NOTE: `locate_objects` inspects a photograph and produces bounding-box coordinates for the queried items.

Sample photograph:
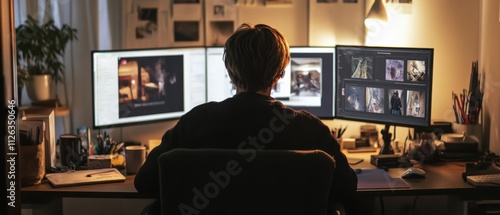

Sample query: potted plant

[16,15,78,103]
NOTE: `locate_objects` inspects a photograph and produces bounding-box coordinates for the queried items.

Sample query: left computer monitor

[91,47,206,128]
[206,46,335,119]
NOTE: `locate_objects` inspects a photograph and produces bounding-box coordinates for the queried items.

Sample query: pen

[452,104,459,123]
[85,169,116,177]
[454,93,468,124]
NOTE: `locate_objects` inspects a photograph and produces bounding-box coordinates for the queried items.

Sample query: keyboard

[466,173,500,186]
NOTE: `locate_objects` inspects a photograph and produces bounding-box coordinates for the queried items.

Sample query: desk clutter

[17,126,155,188]
[463,161,500,187]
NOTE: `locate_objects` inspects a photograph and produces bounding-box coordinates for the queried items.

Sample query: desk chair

[157,148,338,215]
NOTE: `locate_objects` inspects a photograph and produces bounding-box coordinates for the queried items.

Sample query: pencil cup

[452,123,483,151]
[125,145,146,174]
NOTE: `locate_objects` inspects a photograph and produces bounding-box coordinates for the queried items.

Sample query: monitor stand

[379,124,394,155]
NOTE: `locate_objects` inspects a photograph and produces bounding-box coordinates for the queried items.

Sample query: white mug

[125,145,146,174]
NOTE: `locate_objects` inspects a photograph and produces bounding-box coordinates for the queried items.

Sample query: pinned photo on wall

[207,21,234,46]
[205,0,237,46]
[174,21,200,42]
[135,6,158,39]
[235,0,258,6]
[171,0,204,46]
[343,0,357,3]
[125,0,162,48]
[265,0,293,6]
[173,0,200,3]
[317,0,338,3]
[386,0,411,3]
[385,0,413,14]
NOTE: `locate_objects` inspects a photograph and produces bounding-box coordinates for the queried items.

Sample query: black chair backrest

[158,148,335,215]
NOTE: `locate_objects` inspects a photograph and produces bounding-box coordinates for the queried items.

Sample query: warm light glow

[365,0,388,32]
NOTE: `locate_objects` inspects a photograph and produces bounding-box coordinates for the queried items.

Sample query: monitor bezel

[334,45,434,128]
[91,47,206,129]
[285,46,336,119]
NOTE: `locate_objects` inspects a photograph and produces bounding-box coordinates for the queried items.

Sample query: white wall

[118,0,484,148]
[14,0,491,160]
[480,0,500,155]
[325,0,482,144]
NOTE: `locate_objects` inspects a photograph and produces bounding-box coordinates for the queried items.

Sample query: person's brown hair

[223,23,290,93]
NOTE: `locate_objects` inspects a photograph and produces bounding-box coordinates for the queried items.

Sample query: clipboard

[45,168,126,187]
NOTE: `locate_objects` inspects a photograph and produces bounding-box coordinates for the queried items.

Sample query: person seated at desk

[134,23,358,215]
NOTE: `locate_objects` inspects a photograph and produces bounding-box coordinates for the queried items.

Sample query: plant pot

[26,74,56,102]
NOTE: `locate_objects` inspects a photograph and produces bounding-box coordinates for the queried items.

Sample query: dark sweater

[134,92,358,214]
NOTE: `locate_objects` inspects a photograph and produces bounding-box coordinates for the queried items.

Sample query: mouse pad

[357,169,409,190]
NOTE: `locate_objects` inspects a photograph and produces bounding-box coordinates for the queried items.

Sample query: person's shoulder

[274,104,325,126]
[282,106,321,121]
[180,101,221,120]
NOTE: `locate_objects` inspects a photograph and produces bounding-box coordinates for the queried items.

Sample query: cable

[411,196,420,215]
[379,196,385,215]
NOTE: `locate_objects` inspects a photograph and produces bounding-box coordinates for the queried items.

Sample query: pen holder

[20,143,45,186]
[452,123,483,152]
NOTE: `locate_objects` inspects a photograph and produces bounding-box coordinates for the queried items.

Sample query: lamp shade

[365,0,388,27]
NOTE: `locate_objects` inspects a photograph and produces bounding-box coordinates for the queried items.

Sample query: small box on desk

[88,155,112,169]
[371,154,413,168]
[442,141,479,152]
[370,154,401,167]
[440,135,479,153]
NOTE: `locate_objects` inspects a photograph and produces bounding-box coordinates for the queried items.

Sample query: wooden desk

[21,153,500,214]
[21,175,151,204]
[21,159,500,201]
[347,151,500,200]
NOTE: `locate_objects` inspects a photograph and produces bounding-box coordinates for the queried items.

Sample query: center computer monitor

[92,47,206,128]
[335,45,434,128]
[206,46,335,119]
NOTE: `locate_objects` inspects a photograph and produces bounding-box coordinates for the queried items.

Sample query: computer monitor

[92,47,206,128]
[206,46,335,119]
[335,45,434,128]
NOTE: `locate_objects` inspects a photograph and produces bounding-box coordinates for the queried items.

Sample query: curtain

[14,0,122,136]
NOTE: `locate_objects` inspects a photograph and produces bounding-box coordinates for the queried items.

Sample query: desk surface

[347,152,500,200]
[21,152,500,204]
[21,175,149,203]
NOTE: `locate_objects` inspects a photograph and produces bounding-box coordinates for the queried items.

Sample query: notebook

[45,168,126,187]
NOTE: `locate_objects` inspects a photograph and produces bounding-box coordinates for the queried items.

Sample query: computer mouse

[401,167,426,179]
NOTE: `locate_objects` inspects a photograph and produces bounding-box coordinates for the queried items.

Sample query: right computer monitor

[335,45,434,128]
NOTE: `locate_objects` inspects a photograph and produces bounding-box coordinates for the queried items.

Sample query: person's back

[134,23,358,214]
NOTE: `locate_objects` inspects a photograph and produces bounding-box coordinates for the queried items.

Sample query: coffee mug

[125,145,147,174]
